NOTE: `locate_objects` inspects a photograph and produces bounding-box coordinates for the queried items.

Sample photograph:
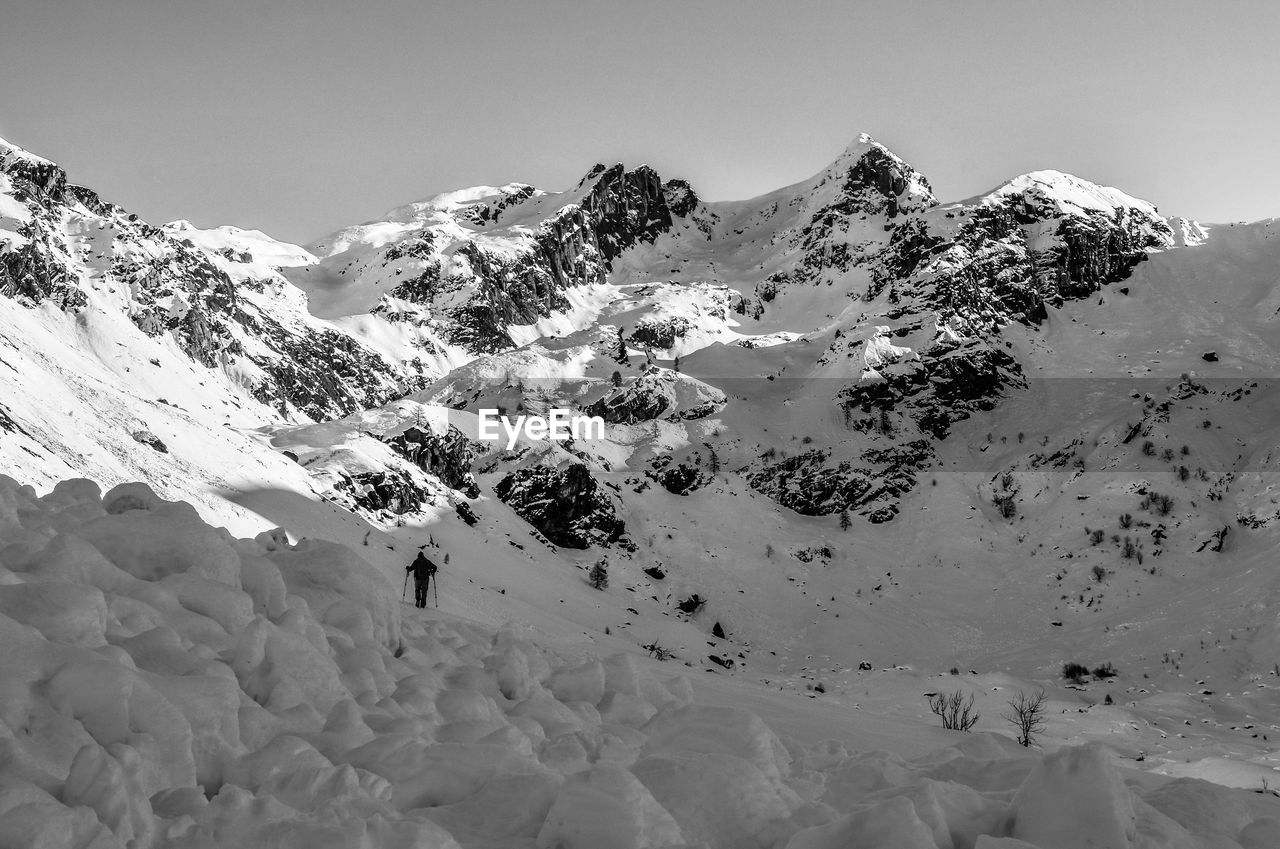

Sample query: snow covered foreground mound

[1,477,1277,849]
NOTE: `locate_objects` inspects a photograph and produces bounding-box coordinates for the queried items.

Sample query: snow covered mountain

[6,130,1280,847]
[276,133,1177,525]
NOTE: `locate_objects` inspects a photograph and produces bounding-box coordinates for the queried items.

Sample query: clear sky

[3,1,1277,245]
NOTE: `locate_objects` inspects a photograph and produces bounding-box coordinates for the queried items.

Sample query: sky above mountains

[3,0,1277,244]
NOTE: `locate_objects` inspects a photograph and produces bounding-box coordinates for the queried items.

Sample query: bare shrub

[928,689,979,731]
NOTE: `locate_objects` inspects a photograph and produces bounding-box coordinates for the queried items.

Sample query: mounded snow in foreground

[0,476,1277,848]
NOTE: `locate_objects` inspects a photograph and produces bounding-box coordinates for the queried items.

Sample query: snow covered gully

[0,475,1276,848]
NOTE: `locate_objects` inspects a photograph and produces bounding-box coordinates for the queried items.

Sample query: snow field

[2,475,1279,847]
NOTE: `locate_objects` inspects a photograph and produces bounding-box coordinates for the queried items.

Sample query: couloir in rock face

[493,463,627,549]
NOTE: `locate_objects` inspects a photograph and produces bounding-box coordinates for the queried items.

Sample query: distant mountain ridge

[0,130,1201,530]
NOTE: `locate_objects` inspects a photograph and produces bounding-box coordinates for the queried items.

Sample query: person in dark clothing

[406,551,437,608]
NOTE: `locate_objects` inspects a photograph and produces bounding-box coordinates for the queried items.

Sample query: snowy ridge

[162,221,318,269]
[979,169,1162,220]
[3,474,1278,848]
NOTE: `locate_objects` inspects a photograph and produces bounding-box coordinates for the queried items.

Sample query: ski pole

[402,571,409,601]
[433,574,439,608]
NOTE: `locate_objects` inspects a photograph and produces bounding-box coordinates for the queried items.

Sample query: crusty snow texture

[0,475,1272,848]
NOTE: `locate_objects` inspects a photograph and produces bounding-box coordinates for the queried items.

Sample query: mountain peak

[982,169,1160,219]
[838,131,880,159]
[810,131,936,214]
[0,134,54,168]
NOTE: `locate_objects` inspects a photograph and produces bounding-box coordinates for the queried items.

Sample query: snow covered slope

[8,129,1280,842]
[4,474,1280,849]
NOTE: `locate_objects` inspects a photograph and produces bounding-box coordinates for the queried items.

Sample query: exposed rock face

[746,444,927,518]
[627,317,693,352]
[899,173,1170,329]
[763,138,938,298]
[493,463,626,549]
[581,164,674,262]
[754,163,1175,521]
[582,367,725,425]
[130,430,168,453]
[0,139,409,422]
[385,243,570,354]
[252,323,407,420]
[382,425,480,498]
[585,380,673,424]
[378,164,682,354]
[841,343,1021,439]
[662,179,699,218]
[647,455,710,496]
[455,184,537,226]
[334,469,426,516]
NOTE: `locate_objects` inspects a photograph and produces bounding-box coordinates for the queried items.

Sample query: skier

[405,550,437,608]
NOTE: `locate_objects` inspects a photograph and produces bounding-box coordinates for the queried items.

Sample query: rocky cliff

[0,139,410,422]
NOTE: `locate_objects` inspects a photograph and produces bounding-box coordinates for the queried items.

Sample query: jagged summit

[163,221,318,268]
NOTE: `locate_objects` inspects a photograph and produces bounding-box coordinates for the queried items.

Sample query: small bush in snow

[1004,689,1047,747]
[642,641,674,661]
[1062,662,1089,683]
[994,495,1017,519]
[928,689,979,731]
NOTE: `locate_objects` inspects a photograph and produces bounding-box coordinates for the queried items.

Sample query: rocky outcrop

[647,455,710,496]
[0,233,86,310]
[662,179,699,218]
[382,425,480,498]
[585,381,672,424]
[130,430,168,453]
[747,439,930,518]
[493,463,626,549]
[456,184,537,226]
[334,469,426,516]
[903,177,1174,334]
[582,367,725,425]
[627,317,694,352]
[580,164,674,262]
